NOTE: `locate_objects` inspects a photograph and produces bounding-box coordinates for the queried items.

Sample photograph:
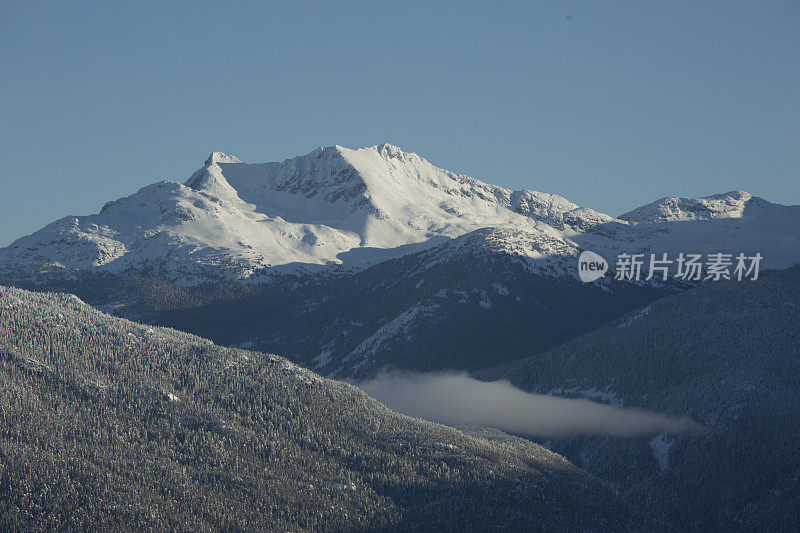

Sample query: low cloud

[357,371,700,437]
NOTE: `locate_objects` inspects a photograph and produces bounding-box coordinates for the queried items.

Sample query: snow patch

[618,305,652,328]
[312,350,331,368]
[342,304,439,371]
[492,283,510,296]
[649,434,674,471]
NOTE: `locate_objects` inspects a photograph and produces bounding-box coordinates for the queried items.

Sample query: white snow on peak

[2,145,799,284]
[511,190,616,231]
[374,142,407,158]
[204,151,242,166]
[180,143,567,251]
[619,190,754,223]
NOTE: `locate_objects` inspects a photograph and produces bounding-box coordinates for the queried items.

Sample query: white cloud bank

[357,371,700,437]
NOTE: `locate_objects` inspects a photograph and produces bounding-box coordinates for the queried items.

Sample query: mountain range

[2,144,799,283]
[1,143,799,530]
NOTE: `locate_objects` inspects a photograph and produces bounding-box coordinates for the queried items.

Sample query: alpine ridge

[2,144,799,284]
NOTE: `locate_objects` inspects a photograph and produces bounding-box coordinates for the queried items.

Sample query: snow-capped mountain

[1,144,798,283]
[619,190,757,223]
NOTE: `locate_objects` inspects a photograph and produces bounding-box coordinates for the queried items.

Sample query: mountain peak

[349,143,425,164]
[187,152,242,192]
[305,145,347,161]
[697,189,752,204]
[373,143,406,157]
[619,190,756,223]
[4,141,798,285]
[204,151,242,167]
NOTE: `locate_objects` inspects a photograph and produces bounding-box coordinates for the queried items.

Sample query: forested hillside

[3,241,666,379]
[0,286,649,531]
[479,267,800,531]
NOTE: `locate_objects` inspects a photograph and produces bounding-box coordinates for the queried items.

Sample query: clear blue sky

[1,1,798,246]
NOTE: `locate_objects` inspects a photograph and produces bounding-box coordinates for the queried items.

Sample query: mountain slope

[3,228,670,380]
[2,144,798,284]
[477,267,800,531]
[0,285,650,531]
[147,232,666,379]
[620,190,759,223]
[0,145,564,282]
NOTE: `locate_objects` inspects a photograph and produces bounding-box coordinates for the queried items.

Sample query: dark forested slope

[0,286,648,531]
[479,267,800,531]
[3,237,667,380]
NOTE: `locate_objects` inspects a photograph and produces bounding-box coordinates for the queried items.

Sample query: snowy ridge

[2,144,800,284]
[339,304,440,374]
[511,190,615,231]
[619,190,755,223]
[408,227,582,279]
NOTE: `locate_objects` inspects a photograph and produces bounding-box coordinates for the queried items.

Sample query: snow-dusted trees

[0,286,637,531]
